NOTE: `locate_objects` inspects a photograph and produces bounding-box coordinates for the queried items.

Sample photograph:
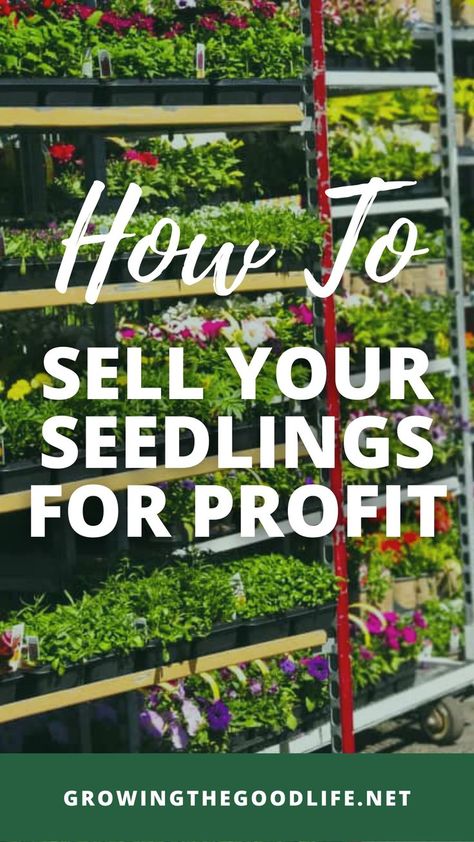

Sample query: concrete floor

[356,695,474,753]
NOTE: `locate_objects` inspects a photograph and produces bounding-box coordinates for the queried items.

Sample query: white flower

[175,0,196,8]
[241,317,275,349]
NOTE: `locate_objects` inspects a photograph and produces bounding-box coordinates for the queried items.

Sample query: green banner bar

[0,753,470,841]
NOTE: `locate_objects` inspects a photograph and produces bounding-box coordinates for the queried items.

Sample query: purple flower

[268,682,279,695]
[412,405,432,417]
[431,426,447,444]
[139,709,165,738]
[182,479,196,491]
[206,700,232,732]
[304,476,314,485]
[303,655,329,681]
[279,657,297,675]
[359,647,374,661]
[249,679,262,696]
[181,699,202,736]
[169,720,189,750]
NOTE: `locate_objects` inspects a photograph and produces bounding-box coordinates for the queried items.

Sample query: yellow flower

[117,374,128,386]
[30,373,53,390]
[7,379,32,401]
[141,356,153,366]
[0,380,4,394]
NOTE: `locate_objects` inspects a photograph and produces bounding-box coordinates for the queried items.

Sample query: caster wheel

[419,696,465,745]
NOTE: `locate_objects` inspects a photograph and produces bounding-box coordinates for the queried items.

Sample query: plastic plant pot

[241,614,291,646]
[134,641,164,671]
[0,461,51,494]
[84,652,120,684]
[0,80,39,106]
[166,639,193,665]
[288,602,337,636]
[0,257,120,292]
[213,80,259,104]
[114,653,136,676]
[0,671,24,704]
[41,79,97,106]
[191,621,242,658]
[257,79,302,104]
[21,662,85,699]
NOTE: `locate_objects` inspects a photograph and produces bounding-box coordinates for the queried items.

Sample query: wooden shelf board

[0,272,306,312]
[0,629,327,723]
[0,104,303,131]
[0,442,304,514]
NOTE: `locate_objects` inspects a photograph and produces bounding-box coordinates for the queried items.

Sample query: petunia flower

[289,302,313,325]
[181,699,202,736]
[139,709,165,738]
[206,700,232,732]
[302,655,329,681]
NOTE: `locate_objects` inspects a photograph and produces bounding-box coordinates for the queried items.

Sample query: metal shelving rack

[256,0,474,755]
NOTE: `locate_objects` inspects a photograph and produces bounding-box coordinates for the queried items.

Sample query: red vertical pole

[309,0,355,753]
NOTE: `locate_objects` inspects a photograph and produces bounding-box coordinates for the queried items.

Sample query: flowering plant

[351,610,424,690]
[141,647,329,752]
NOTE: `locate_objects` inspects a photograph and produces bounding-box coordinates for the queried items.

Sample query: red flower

[252,0,278,17]
[402,531,419,545]
[376,507,386,522]
[198,14,219,30]
[49,143,76,163]
[226,13,249,28]
[380,538,402,554]
[434,501,452,533]
[163,21,184,38]
[123,149,159,168]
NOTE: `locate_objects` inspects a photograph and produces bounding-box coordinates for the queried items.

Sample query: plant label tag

[134,617,148,633]
[9,623,24,672]
[27,635,40,663]
[196,43,205,78]
[82,49,94,79]
[230,573,246,618]
[99,50,113,79]
[0,435,5,466]
[420,637,433,662]
[449,626,461,655]
[358,562,368,591]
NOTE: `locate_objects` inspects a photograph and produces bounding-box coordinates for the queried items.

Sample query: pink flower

[289,302,313,325]
[359,647,374,661]
[123,149,159,168]
[413,610,428,629]
[366,614,383,635]
[402,626,417,645]
[384,611,400,625]
[119,328,136,339]
[201,319,229,340]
